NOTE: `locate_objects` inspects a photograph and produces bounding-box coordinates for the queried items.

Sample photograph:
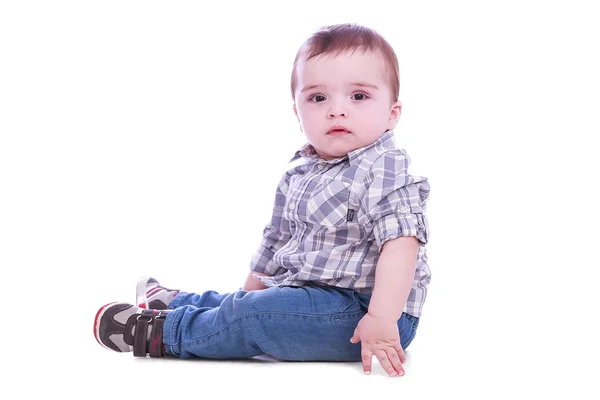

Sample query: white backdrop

[1,1,598,398]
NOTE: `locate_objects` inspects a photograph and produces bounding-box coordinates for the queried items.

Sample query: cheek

[357,110,390,134]
[298,109,318,127]
[367,106,391,124]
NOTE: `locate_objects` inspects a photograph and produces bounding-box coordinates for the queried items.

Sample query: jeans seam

[180,309,365,346]
[406,314,419,329]
[402,325,417,348]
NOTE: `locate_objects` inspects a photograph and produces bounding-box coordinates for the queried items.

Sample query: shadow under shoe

[94,302,172,357]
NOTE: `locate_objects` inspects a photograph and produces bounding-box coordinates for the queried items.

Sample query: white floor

[6,271,597,399]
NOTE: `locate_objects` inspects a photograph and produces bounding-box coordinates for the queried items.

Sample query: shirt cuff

[373,209,429,252]
[250,245,284,276]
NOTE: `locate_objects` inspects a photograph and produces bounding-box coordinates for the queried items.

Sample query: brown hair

[290,23,400,102]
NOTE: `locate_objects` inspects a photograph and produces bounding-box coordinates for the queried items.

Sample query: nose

[327,99,347,118]
[328,109,346,118]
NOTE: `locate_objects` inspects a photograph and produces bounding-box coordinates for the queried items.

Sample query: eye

[309,94,326,103]
[351,93,369,101]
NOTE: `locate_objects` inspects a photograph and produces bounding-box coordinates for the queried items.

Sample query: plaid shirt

[250,130,431,317]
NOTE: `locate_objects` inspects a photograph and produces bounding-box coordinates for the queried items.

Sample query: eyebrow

[300,82,380,93]
[300,84,323,93]
[349,82,379,90]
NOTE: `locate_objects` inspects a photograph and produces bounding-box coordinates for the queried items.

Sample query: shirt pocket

[306,179,354,227]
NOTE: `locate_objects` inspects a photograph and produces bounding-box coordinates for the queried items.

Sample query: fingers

[363,349,405,377]
[360,341,407,377]
[361,349,373,375]
[384,348,405,376]
[394,342,406,364]
[372,349,403,377]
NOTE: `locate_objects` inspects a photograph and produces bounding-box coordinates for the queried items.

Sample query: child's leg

[136,277,230,310]
[168,290,230,309]
[163,285,418,362]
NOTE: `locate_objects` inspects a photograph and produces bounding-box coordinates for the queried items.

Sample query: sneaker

[136,276,180,310]
[93,302,171,357]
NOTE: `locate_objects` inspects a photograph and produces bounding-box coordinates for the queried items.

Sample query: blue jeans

[162,285,419,361]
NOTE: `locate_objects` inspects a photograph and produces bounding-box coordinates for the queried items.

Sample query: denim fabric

[163,285,419,361]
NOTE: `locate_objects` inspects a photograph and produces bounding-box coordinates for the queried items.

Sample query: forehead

[296,51,388,86]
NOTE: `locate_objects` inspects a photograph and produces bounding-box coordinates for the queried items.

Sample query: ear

[386,100,402,130]
[293,103,303,132]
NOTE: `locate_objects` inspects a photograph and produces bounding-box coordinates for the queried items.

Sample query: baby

[94,23,430,378]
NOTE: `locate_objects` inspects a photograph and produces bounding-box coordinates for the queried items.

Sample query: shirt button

[399,205,410,214]
[288,202,296,210]
[317,164,324,170]
[290,240,298,247]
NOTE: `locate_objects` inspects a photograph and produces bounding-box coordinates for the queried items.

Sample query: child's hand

[350,313,405,377]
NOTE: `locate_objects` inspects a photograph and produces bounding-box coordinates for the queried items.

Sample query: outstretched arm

[350,236,418,376]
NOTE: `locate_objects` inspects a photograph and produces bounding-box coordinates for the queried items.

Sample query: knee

[230,288,270,316]
[230,287,293,320]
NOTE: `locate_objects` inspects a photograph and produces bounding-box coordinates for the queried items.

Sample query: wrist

[366,310,399,323]
[368,296,403,322]
[243,271,269,291]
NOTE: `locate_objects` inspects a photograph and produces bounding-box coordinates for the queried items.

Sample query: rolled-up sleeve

[359,151,430,252]
[250,172,292,275]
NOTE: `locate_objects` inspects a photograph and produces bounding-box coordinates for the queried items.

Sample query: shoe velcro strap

[123,309,169,358]
[133,310,154,357]
[148,312,168,358]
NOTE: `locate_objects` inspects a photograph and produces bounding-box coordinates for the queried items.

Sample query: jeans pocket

[405,313,420,329]
[337,300,355,313]
[335,289,364,313]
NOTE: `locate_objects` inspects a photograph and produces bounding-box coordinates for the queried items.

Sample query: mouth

[327,126,351,136]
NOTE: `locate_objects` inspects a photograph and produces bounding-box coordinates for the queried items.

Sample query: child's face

[293,51,401,160]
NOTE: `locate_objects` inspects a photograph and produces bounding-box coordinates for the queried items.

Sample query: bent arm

[242,270,270,291]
